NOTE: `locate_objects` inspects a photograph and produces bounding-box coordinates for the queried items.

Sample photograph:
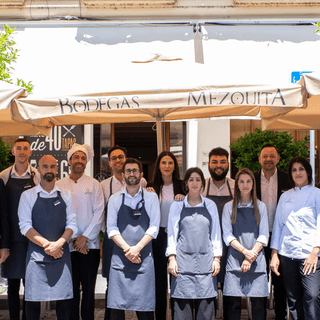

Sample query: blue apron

[1,169,35,279]
[25,192,73,301]
[171,202,218,299]
[102,177,115,279]
[206,179,233,283]
[223,207,268,297]
[107,191,155,311]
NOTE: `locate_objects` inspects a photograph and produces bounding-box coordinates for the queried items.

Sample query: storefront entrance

[94,122,186,183]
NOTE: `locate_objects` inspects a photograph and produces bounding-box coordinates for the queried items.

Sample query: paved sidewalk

[0,309,276,319]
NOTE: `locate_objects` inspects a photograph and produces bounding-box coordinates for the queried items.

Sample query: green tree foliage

[230,129,309,172]
[0,24,33,93]
[0,138,11,171]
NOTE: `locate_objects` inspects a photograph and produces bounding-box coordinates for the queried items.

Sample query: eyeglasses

[125,169,140,174]
[110,155,125,161]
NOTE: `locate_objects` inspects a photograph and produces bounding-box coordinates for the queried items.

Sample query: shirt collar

[183,194,205,207]
[113,175,125,185]
[210,177,229,190]
[237,200,253,208]
[294,184,311,191]
[11,164,32,177]
[35,183,58,195]
[261,168,278,179]
[122,186,142,198]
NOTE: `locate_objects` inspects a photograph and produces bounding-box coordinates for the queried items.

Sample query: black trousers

[172,298,215,320]
[109,309,154,320]
[26,299,72,320]
[153,227,172,320]
[70,249,100,320]
[264,233,287,320]
[280,255,320,320]
[7,278,26,320]
[227,296,267,320]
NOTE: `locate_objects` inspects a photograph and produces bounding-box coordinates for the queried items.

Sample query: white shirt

[166,195,223,257]
[56,174,104,251]
[271,185,320,259]
[0,164,40,185]
[159,184,174,228]
[222,200,269,247]
[260,169,278,232]
[18,184,77,237]
[203,177,235,197]
[107,186,160,239]
[101,175,147,204]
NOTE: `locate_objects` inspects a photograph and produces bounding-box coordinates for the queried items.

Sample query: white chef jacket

[166,195,223,257]
[18,184,77,237]
[107,187,160,239]
[56,174,104,251]
[271,185,320,259]
[222,200,269,247]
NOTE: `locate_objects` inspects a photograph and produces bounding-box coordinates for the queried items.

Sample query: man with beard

[0,138,40,320]
[106,158,160,320]
[57,144,104,320]
[254,144,291,320]
[100,146,147,320]
[18,155,77,320]
[203,147,234,320]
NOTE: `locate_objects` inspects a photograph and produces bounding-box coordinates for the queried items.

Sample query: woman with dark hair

[270,157,320,320]
[147,151,185,320]
[222,168,269,320]
[166,167,222,320]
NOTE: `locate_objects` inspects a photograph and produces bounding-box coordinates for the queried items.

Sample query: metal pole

[310,130,315,186]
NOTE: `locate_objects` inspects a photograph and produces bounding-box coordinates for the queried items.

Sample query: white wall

[187,118,231,179]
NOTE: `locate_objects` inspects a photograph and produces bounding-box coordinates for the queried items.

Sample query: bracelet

[214,258,220,263]
[241,247,246,254]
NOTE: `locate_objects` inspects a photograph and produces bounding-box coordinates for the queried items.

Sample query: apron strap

[206,179,211,197]
[227,179,233,199]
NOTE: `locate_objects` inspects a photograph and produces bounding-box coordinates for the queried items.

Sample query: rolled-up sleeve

[257,201,269,246]
[166,201,181,257]
[270,194,285,251]
[206,199,223,257]
[222,201,236,246]
[145,192,160,239]
[107,193,121,238]
[18,190,36,236]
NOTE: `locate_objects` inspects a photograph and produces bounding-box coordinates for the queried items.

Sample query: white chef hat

[67,143,94,162]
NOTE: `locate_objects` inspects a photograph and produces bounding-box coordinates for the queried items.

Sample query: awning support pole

[156,117,163,155]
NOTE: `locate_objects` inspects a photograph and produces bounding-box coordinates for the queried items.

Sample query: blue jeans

[279,254,320,320]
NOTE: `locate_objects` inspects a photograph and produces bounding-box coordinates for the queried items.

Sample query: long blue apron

[223,207,268,297]
[107,191,155,311]
[1,169,35,279]
[102,177,115,278]
[206,179,233,283]
[25,192,73,301]
[171,202,218,299]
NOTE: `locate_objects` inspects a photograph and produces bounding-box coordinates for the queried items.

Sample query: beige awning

[0,81,51,136]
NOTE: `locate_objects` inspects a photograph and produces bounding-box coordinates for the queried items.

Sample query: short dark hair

[288,156,312,186]
[14,138,30,146]
[259,144,279,155]
[124,158,142,173]
[183,167,205,194]
[107,145,127,159]
[208,147,229,161]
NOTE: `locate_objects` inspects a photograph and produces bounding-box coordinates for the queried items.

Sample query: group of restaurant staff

[0,139,319,320]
